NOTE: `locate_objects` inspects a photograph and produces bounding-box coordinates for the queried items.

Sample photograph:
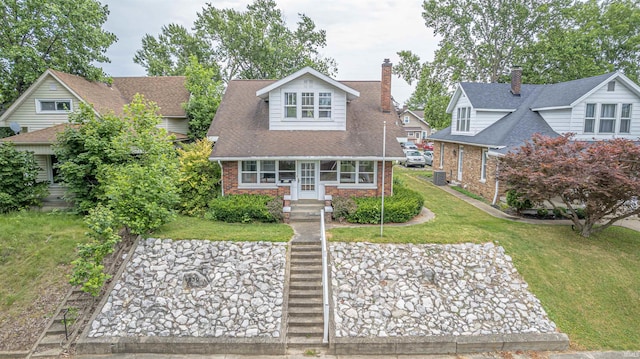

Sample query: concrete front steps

[287,236,327,351]
[289,200,325,222]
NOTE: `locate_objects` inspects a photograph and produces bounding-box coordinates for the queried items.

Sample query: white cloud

[100,0,438,103]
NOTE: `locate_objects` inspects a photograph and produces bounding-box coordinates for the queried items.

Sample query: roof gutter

[431,138,505,150]
[209,156,406,161]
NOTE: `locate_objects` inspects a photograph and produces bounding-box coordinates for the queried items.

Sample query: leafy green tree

[54,104,130,213]
[177,139,221,217]
[421,0,569,85]
[134,0,337,81]
[518,0,640,84]
[183,57,224,139]
[133,24,216,77]
[0,0,116,111]
[0,142,49,212]
[394,51,451,130]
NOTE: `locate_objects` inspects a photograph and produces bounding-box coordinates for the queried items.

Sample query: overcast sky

[101,0,439,104]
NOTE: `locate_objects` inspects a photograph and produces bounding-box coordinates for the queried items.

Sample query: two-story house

[0,69,189,204]
[399,108,431,146]
[207,60,405,208]
[430,67,640,202]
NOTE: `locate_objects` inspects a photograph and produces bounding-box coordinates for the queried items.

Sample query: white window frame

[239,160,277,186]
[620,104,632,133]
[456,106,471,132]
[36,99,72,113]
[284,92,297,118]
[480,149,488,182]
[283,91,333,120]
[403,116,410,124]
[583,103,632,135]
[338,160,376,185]
[318,92,332,118]
[599,103,617,133]
[584,103,596,133]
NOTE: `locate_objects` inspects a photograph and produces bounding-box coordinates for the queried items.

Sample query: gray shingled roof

[208,80,406,159]
[432,72,619,153]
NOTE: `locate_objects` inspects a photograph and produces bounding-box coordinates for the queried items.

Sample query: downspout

[492,162,500,206]
[218,160,224,197]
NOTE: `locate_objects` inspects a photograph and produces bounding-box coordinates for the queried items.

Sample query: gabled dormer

[256,67,360,131]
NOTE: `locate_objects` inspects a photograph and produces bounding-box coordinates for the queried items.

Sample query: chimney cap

[383,58,392,66]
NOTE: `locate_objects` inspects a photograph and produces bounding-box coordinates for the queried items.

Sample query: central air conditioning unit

[433,171,447,186]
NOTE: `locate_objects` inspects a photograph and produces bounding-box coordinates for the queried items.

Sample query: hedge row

[206,194,282,223]
[333,184,424,224]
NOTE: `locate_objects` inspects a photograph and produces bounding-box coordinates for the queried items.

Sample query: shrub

[0,142,49,212]
[177,139,221,216]
[553,206,568,218]
[575,207,586,220]
[537,208,549,218]
[331,196,357,222]
[335,185,424,224]
[506,190,533,215]
[207,194,280,223]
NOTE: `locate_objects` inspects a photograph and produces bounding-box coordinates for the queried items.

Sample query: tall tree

[518,0,640,84]
[421,0,568,85]
[498,134,640,238]
[394,51,451,130]
[183,57,224,140]
[0,0,116,111]
[134,0,337,82]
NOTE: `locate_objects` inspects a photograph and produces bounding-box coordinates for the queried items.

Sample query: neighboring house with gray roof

[431,68,640,201]
[207,60,405,216]
[0,69,189,205]
[399,108,431,147]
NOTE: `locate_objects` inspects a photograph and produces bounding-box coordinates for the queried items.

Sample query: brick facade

[433,141,502,201]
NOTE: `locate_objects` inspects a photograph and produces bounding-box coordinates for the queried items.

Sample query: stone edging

[330,332,569,355]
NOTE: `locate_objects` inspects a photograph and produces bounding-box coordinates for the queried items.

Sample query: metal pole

[381,121,386,237]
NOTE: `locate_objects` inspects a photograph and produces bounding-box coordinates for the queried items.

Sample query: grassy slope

[329,170,640,350]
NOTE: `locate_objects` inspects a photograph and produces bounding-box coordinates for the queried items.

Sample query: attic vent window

[304,79,314,89]
[36,99,72,113]
[607,81,615,91]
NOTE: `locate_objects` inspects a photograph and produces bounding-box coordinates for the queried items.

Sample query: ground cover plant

[329,168,640,350]
[0,212,87,351]
[153,215,292,242]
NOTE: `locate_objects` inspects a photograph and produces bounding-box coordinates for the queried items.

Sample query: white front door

[298,161,317,199]
[457,145,464,181]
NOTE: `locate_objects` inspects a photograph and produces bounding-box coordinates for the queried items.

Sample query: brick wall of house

[433,141,501,201]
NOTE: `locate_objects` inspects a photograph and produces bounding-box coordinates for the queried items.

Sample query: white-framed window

[319,92,331,118]
[456,106,471,132]
[620,104,632,133]
[278,160,296,182]
[584,103,596,133]
[240,160,276,184]
[284,92,297,118]
[36,99,72,113]
[338,160,375,184]
[599,104,616,133]
[301,92,314,118]
[480,149,488,181]
[403,116,410,124]
[320,160,337,181]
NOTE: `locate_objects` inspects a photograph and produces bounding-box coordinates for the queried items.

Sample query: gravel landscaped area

[330,242,557,337]
[88,238,286,338]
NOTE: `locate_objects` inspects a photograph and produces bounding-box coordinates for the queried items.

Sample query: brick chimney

[511,66,522,96]
[381,59,392,113]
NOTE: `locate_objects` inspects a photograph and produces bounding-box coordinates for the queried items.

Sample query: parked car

[423,150,434,166]
[401,141,418,151]
[402,150,426,168]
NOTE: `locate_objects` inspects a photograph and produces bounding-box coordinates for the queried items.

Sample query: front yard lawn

[329,170,640,350]
[0,211,88,351]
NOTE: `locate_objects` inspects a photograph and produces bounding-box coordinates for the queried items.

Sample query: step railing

[320,209,329,344]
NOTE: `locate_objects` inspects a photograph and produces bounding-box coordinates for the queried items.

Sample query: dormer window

[36,99,72,113]
[456,106,471,132]
[282,91,333,120]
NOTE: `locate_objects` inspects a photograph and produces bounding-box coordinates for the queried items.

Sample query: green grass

[0,211,87,314]
[152,215,293,242]
[329,169,640,350]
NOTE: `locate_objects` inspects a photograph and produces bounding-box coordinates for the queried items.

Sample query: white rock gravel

[330,242,557,337]
[88,238,286,338]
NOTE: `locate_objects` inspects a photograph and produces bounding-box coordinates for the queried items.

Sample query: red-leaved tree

[498,133,640,237]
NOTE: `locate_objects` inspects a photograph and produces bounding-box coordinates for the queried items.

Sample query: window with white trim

[456,106,471,132]
[584,103,596,133]
[284,93,297,118]
[358,161,375,184]
[241,161,258,183]
[240,160,276,184]
[319,92,331,118]
[301,92,314,118]
[278,160,295,181]
[338,160,374,184]
[36,99,72,113]
[620,104,631,133]
[320,160,337,181]
[599,104,616,133]
[480,149,488,181]
[403,116,409,124]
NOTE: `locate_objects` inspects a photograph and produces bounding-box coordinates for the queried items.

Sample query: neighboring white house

[430,68,640,200]
[0,69,189,205]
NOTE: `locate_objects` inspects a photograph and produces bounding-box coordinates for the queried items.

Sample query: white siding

[14,144,55,155]
[34,155,51,183]
[268,74,347,131]
[473,110,511,132]
[548,81,640,140]
[158,117,189,135]
[5,76,79,131]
